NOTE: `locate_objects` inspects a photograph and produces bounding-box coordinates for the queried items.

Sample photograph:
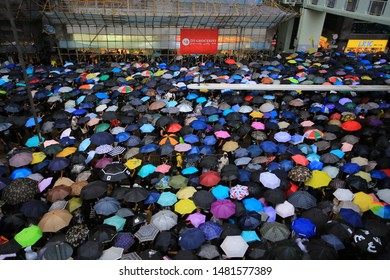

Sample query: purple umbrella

[210,199,236,219]
[186,212,206,228]
[198,222,223,240]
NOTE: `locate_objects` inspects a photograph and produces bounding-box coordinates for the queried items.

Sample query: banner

[179,29,218,54]
[345,39,388,52]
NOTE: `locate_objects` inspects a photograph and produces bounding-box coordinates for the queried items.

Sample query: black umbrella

[269,239,303,260]
[47,158,70,171]
[287,190,317,210]
[123,187,149,203]
[20,200,49,218]
[0,239,22,255]
[199,156,219,170]
[76,240,103,259]
[352,229,384,255]
[99,163,131,182]
[0,213,27,238]
[238,211,262,230]
[324,220,354,242]
[90,131,115,145]
[220,164,239,181]
[174,250,198,260]
[346,175,368,192]
[306,239,338,260]
[89,224,117,244]
[80,180,108,200]
[43,242,74,260]
[220,223,242,239]
[192,190,216,210]
[264,188,286,205]
[1,178,38,205]
[153,231,178,254]
[301,208,329,230]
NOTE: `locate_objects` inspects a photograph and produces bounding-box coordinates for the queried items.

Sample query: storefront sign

[345,39,388,52]
[179,29,218,54]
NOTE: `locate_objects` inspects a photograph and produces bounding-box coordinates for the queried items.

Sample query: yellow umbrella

[222,141,239,152]
[305,170,331,188]
[125,158,142,170]
[56,147,77,158]
[174,199,197,215]
[30,152,46,164]
[154,69,166,77]
[67,197,83,212]
[354,171,372,182]
[176,186,197,200]
[250,111,264,119]
[353,192,374,212]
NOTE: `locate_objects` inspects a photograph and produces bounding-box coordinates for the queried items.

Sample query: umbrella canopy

[150,210,178,231]
[134,224,159,242]
[2,178,38,205]
[38,210,72,232]
[220,235,248,258]
[14,225,43,248]
[260,222,291,242]
[179,228,205,250]
[305,170,332,188]
[210,199,236,219]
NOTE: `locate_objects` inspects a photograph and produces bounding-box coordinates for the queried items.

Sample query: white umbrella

[259,103,274,113]
[99,247,124,260]
[238,105,253,113]
[351,156,369,166]
[275,201,295,218]
[110,126,126,135]
[322,166,339,179]
[177,103,193,113]
[58,86,73,93]
[96,104,107,112]
[333,188,354,202]
[377,189,390,204]
[64,100,76,109]
[259,172,281,189]
[220,235,248,258]
[150,210,178,231]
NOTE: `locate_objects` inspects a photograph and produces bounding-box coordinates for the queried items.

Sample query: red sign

[179,29,219,54]
[271,39,277,47]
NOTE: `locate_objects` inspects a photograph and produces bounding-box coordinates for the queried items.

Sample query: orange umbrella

[56,147,77,158]
[291,154,309,166]
[70,181,88,196]
[159,134,179,146]
[341,120,362,131]
[224,58,236,65]
[46,185,71,203]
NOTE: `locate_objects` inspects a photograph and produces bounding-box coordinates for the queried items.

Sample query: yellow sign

[345,39,388,52]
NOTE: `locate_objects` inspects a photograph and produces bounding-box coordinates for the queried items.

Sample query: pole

[5,0,42,143]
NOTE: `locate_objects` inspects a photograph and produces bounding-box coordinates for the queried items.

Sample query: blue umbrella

[234,148,249,158]
[341,163,361,174]
[95,92,109,99]
[25,135,44,147]
[330,149,345,159]
[144,191,161,204]
[321,234,345,251]
[211,185,230,200]
[115,132,131,143]
[183,134,199,144]
[308,160,324,171]
[370,170,387,180]
[60,136,77,147]
[32,160,50,173]
[291,218,316,238]
[182,166,199,175]
[243,198,263,212]
[196,97,207,103]
[125,135,141,147]
[339,208,363,228]
[203,135,217,146]
[199,145,215,155]
[266,162,280,171]
[78,138,91,151]
[241,231,260,243]
[25,117,42,127]
[186,93,198,100]
[140,123,155,133]
[137,164,156,178]
[94,197,121,216]
[73,109,87,115]
[48,158,70,171]
[179,228,205,250]
[198,222,223,240]
[202,106,218,115]
[207,114,219,122]
[238,169,251,182]
[280,160,294,172]
[190,120,207,130]
[187,146,200,155]
[104,215,126,231]
[289,134,304,145]
[238,211,262,230]
[90,132,114,145]
[246,145,262,157]
[157,192,177,207]
[260,141,278,153]
[140,144,159,153]
[10,167,32,179]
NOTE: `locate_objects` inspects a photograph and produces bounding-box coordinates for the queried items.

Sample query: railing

[367,0,387,16]
[345,0,359,12]
[326,0,336,8]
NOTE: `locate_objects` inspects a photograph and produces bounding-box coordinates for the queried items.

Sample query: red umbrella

[225,58,236,65]
[199,171,221,187]
[167,123,182,133]
[341,120,362,131]
[291,154,309,166]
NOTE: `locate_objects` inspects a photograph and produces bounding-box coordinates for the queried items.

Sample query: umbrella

[90,131,115,145]
[339,208,363,228]
[287,190,317,210]
[8,152,33,168]
[288,166,312,182]
[123,188,149,203]
[199,171,220,187]
[333,189,355,202]
[210,199,236,219]
[179,228,205,250]
[291,217,317,238]
[77,241,103,260]
[275,201,295,218]
[229,184,249,200]
[134,224,159,242]
[305,170,331,188]
[192,190,216,210]
[260,222,291,242]
[157,191,177,206]
[38,210,72,232]
[270,240,302,260]
[103,215,126,232]
[220,235,248,258]
[94,197,121,216]
[259,172,280,189]
[65,224,89,248]
[168,175,189,189]
[198,244,220,259]
[186,212,206,228]
[211,185,230,200]
[89,224,117,244]
[199,221,223,240]
[2,178,38,205]
[43,242,74,260]
[150,210,178,231]
[99,163,131,182]
[80,180,108,200]
[174,199,197,215]
[14,225,42,248]
[352,229,383,254]
[306,239,338,260]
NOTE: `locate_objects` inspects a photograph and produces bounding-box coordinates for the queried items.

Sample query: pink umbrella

[38,177,53,192]
[214,130,231,139]
[229,184,249,200]
[95,157,113,169]
[174,143,192,152]
[341,142,353,152]
[210,199,236,219]
[43,140,59,148]
[186,212,206,228]
[155,164,171,174]
[251,121,265,130]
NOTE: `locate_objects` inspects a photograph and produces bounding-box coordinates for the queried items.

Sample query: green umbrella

[99,74,110,81]
[14,225,43,248]
[168,175,189,189]
[95,123,110,133]
[103,215,126,232]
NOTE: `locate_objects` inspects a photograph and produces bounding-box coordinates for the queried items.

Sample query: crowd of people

[0,49,389,260]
